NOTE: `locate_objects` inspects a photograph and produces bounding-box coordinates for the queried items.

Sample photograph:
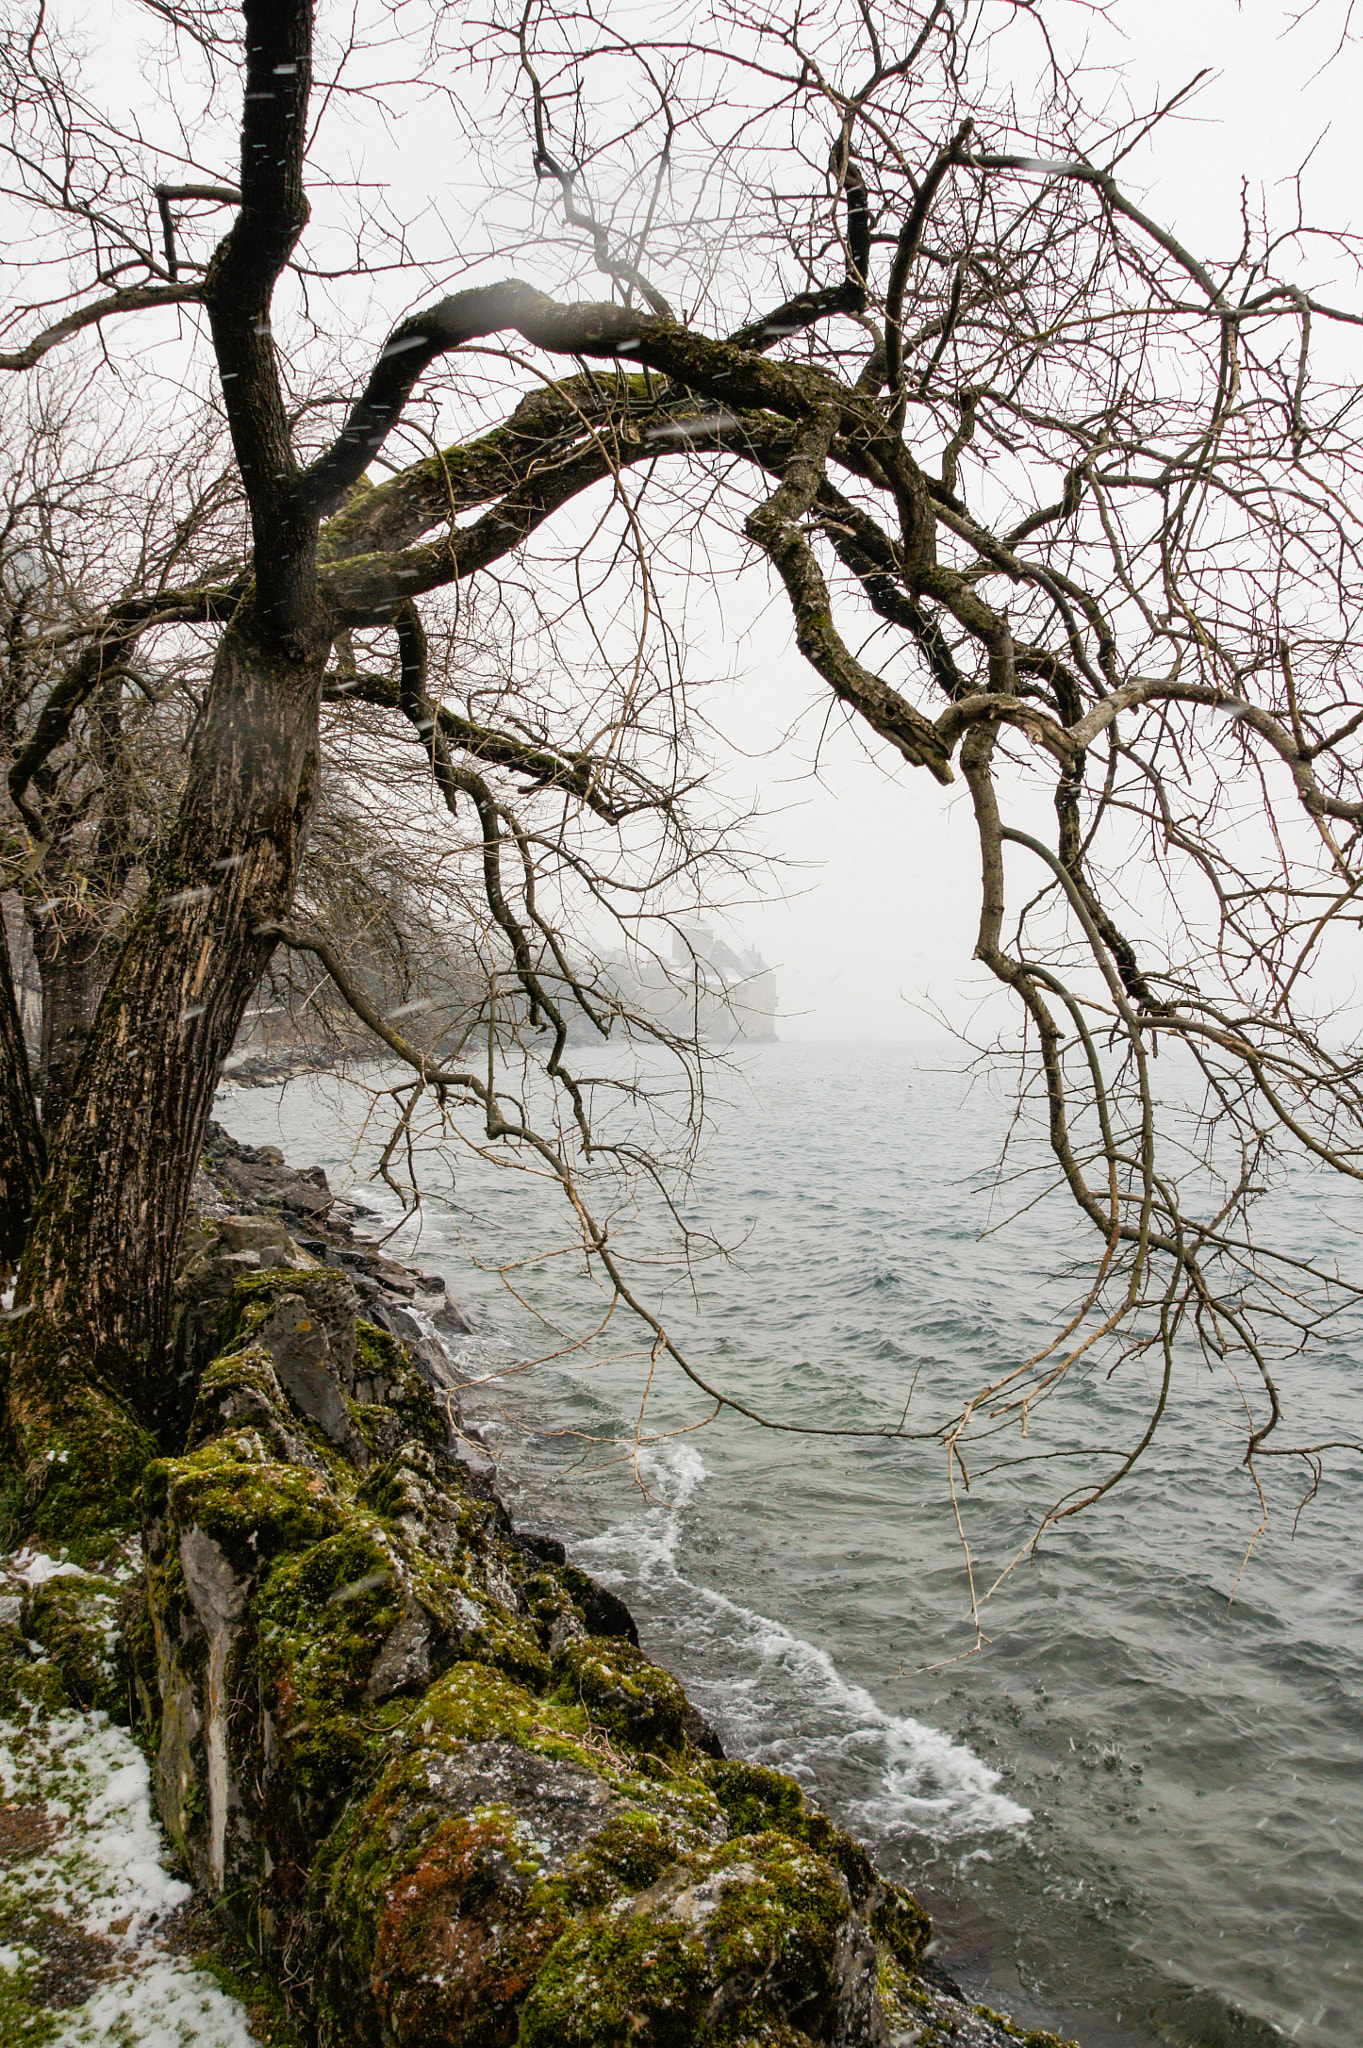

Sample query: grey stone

[258,1293,352,1447]
[829,1911,892,2047]
[424,1739,620,1871]
[365,1607,434,1702]
[214,1214,297,1261]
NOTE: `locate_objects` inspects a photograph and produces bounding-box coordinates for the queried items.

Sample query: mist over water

[221,1042,1363,2048]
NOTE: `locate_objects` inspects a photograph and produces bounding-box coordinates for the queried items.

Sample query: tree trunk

[3,604,328,1534]
[0,915,45,1281]
[34,919,110,1138]
[30,666,139,1136]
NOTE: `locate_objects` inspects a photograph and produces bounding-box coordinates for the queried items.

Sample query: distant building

[602,926,777,1043]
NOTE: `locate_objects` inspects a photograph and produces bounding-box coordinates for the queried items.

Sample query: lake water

[219,1041,1363,2048]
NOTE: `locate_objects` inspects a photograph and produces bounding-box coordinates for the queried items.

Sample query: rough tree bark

[3,0,330,1529]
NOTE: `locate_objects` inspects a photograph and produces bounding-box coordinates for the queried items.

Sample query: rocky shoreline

[0,1126,1077,2048]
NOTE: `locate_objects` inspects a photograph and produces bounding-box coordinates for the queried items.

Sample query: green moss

[416,1659,598,1766]
[511,1829,856,2048]
[518,1915,711,2048]
[0,1623,70,1720]
[314,1663,612,1987]
[579,1808,682,1893]
[877,1950,936,2039]
[20,1384,153,1554]
[708,1760,805,1839]
[705,1758,930,1967]
[121,1582,160,1736]
[21,1575,122,1718]
[0,1452,25,1552]
[142,1439,343,1580]
[463,1609,553,1694]
[867,1878,931,1970]
[553,1637,689,1758]
[259,1526,402,1704]
[705,1832,852,2024]
[0,1939,60,2048]
[352,1320,444,1450]
[353,1317,408,1384]
[187,1344,292,1440]
[356,1449,445,1530]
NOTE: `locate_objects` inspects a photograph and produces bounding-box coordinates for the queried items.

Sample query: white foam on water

[695,1584,1032,1841]
[573,1438,710,1577]
[570,1442,1031,1843]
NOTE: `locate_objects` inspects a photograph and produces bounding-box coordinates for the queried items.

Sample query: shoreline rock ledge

[2,1130,1078,2048]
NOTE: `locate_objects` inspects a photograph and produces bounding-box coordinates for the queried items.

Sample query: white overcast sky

[702,1,1363,1041]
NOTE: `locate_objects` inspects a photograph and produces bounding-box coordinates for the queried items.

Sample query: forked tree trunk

[3,604,328,1530]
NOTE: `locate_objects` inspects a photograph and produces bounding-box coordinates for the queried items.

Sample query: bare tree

[0,0,1360,1564]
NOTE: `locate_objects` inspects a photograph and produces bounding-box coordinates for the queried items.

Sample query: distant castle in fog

[604,926,777,1043]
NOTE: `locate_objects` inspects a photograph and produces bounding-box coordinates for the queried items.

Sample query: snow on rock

[0,1550,259,2046]
[8,1546,91,1587]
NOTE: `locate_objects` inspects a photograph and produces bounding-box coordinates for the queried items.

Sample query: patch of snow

[8,1547,91,1586]
[56,1957,258,2048]
[1,1552,259,2045]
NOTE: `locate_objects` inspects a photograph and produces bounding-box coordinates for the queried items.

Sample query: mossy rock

[142,1437,344,1581]
[701,1832,858,2031]
[553,1635,690,1759]
[0,1611,70,1721]
[707,1758,931,1968]
[518,1915,711,2048]
[708,1760,807,1839]
[575,1807,686,1897]
[462,1606,553,1694]
[131,1254,940,2048]
[316,1721,621,2042]
[217,1264,360,1363]
[395,1660,603,1773]
[365,1809,572,2047]
[516,1832,856,2048]
[258,1521,408,1703]
[20,1575,123,1718]
[254,1524,411,1839]
[185,1343,325,1468]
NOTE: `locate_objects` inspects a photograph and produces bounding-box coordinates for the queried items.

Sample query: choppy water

[221,1042,1363,2048]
